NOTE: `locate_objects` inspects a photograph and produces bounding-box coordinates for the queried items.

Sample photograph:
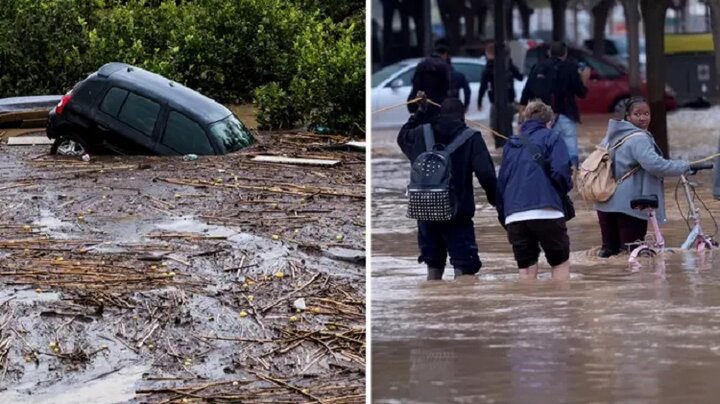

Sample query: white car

[371,57,526,129]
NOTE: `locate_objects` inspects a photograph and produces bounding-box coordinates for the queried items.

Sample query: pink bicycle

[628,162,718,265]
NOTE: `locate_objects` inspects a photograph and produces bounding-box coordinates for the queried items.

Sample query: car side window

[584,55,621,79]
[386,67,415,88]
[162,111,214,155]
[453,63,483,83]
[117,92,161,137]
[99,87,128,117]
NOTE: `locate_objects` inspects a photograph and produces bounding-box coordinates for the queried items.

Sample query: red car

[524,44,677,114]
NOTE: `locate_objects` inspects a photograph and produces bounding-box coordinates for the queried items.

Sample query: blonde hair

[523,99,554,124]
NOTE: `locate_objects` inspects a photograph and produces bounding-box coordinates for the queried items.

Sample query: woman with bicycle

[595,97,694,258]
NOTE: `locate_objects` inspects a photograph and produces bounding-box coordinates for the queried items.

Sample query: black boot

[427,267,444,281]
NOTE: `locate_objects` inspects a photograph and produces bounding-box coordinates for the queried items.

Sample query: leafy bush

[254,18,364,132]
[0,0,364,133]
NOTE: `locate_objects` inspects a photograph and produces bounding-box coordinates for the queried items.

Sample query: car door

[94,87,162,154]
[371,66,416,129]
[154,109,218,156]
[576,53,627,113]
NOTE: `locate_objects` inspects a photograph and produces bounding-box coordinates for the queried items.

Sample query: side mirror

[390,79,404,89]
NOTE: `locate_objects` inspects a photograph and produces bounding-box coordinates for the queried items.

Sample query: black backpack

[406,124,476,221]
[524,59,558,106]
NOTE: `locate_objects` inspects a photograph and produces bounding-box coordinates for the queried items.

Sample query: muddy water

[372,111,720,403]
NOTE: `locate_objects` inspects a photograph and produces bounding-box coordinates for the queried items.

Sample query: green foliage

[0,0,364,133]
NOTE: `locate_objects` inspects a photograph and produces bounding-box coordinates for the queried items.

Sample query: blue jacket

[497,119,573,223]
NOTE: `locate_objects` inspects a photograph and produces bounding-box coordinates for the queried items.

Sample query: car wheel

[51,136,88,156]
[612,96,630,114]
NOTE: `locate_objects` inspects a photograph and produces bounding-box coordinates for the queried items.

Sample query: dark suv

[47,63,254,156]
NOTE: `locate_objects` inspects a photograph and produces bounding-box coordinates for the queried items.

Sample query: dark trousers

[417,218,481,276]
[597,211,648,253]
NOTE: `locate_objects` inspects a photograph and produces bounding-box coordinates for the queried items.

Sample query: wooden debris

[251,155,341,166]
[7,136,54,146]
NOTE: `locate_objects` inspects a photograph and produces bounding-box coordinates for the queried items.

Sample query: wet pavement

[371,110,720,403]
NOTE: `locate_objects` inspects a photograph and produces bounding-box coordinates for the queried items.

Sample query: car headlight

[665,84,676,97]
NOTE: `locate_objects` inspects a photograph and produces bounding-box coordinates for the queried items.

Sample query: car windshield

[209,115,254,153]
[372,63,407,88]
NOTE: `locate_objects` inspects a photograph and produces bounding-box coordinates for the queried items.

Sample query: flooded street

[372,110,720,403]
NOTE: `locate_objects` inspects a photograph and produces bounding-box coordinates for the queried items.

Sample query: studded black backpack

[406,124,477,221]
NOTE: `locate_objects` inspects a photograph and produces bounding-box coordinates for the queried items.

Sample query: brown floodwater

[371,112,720,403]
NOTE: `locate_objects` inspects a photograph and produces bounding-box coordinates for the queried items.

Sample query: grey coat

[594,119,690,223]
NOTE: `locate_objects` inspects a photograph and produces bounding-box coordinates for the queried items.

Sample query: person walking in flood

[496,100,573,281]
[521,41,590,168]
[594,97,692,258]
[398,96,497,281]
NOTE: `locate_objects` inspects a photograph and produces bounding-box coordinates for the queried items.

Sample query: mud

[372,112,720,403]
[0,131,365,403]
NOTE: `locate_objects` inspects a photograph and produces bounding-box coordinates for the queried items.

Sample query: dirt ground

[0,131,365,403]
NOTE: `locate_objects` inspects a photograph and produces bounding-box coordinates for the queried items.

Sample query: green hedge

[0,0,365,133]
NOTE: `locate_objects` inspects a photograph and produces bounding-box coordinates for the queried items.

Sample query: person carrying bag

[497,100,573,281]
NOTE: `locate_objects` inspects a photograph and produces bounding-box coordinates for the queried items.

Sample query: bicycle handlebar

[689,162,714,173]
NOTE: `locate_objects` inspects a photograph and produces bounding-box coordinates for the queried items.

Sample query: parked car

[524,44,676,114]
[47,63,254,156]
[371,57,526,129]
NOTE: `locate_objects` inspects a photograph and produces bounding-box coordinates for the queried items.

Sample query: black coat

[478,59,523,107]
[521,58,588,122]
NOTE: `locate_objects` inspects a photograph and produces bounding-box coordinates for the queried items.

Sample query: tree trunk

[640,0,669,156]
[708,1,720,95]
[708,0,720,197]
[493,0,511,148]
[516,0,533,38]
[592,0,614,57]
[382,0,395,64]
[466,1,478,42]
[573,1,579,43]
[474,1,489,38]
[437,0,463,53]
[506,1,514,40]
[621,0,642,95]
[400,2,411,58]
[420,0,433,56]
[550,0,568,41]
